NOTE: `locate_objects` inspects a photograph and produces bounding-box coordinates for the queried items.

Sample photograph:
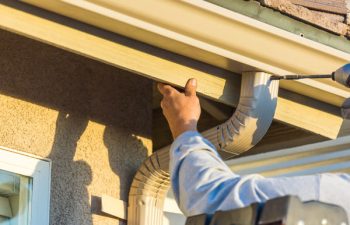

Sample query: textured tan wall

[0,29,153,225]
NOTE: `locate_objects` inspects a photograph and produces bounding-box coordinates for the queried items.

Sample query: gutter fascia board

[226,135,350,176]
[0,2,342,139]
[22,0,350,107]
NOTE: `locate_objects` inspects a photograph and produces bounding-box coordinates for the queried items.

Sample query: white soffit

[21,0,350,107]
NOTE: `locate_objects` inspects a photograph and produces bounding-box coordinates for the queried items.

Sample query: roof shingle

[257,0,350,37]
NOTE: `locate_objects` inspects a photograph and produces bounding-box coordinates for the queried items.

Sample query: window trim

[0,146,51,225]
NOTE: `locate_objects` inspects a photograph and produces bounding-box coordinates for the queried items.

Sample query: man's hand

[158,78,201,139]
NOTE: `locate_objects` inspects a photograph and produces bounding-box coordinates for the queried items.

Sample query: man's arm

[158,79,350,219]
[169,131,322,216]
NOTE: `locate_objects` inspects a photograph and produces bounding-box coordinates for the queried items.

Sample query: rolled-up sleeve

[169,131,350,220]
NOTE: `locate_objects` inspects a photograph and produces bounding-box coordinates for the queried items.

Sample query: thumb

[185,78,197,96]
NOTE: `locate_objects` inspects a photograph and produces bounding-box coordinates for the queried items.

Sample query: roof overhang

[0,0,348,139]
[21,0,350,107]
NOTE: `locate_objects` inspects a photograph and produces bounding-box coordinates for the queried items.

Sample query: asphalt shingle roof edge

[205,0,350,54]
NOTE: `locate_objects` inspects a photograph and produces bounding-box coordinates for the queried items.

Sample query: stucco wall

[0,29,153,225]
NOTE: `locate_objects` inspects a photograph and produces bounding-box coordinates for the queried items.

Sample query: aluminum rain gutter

[1,1,343,139]
[226,135,350,177]
[128,72,279,225]
[9,0,346,138]
[21,0,350,107]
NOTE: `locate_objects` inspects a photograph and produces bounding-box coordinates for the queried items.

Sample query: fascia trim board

[0,2,343,139]
[0,1,240,104]
[22,0,350,107]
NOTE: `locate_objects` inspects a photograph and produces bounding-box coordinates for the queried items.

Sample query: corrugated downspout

[202,72,279,155]
[128,147,170,225]
[128,72,279,225]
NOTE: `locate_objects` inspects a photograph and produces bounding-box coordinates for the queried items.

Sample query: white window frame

[0,146,51,225]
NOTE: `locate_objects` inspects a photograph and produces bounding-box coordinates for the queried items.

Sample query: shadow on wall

[48,113,92,225]
[0,27,152,225]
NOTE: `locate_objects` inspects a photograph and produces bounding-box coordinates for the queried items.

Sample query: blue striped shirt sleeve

[169,131,350,221]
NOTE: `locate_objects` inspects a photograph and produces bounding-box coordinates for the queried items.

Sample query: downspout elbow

[128,72,279,225]
[202,72,279,156]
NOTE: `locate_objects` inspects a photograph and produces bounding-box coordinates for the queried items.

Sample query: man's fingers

[185,78,197,96]
[157,83,166,95]
[157,83,179,96]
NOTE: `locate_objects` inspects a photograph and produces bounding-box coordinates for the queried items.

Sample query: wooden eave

[1,0,349,139]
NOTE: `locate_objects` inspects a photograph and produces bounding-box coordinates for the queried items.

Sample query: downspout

[128,72,279,225]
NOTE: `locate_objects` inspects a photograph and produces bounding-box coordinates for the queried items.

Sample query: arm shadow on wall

[48,112,92,225]
[0,27,151,225]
